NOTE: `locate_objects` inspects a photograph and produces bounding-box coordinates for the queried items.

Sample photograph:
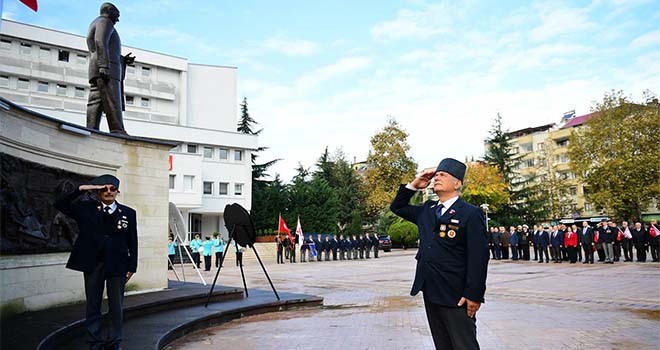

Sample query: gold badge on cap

[448,230,456,238]
[439,231,446,238]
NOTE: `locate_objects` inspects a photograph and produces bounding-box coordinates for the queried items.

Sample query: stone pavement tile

[166,250,659,350]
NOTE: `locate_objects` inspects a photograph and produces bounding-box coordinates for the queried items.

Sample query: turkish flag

[650,225,660,238]
[278,214,294,246]
[20,0,38,12]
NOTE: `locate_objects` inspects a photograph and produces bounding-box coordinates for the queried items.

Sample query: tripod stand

[205,203,280,307]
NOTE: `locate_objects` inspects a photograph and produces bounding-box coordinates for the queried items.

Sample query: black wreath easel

[205,203,280,307]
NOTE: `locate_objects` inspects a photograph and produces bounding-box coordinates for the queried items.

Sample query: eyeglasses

[101,186,118,193]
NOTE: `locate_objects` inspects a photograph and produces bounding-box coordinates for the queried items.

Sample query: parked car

[378,235,392,252]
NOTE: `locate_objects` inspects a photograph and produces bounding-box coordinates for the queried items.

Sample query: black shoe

[538,260,543,263]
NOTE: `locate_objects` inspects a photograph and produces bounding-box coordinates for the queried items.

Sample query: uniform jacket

[54,189,137,276]
[538,231,550,247]
[509,231,519,246]
[598,227,615,243]
[491,231,502,245]
[581,227,594,245]
[390,185,489,306]
[631,228,647,247]
[86,16,122,81]
[519,231,530,245]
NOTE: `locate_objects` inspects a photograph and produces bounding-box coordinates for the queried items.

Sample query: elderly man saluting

[390,158,489,350]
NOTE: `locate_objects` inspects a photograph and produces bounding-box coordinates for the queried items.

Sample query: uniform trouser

[277,250,284,264]
[366,247,371,258]
[489,245,496,259]
[596,244,605,261]
[561,247,568,261]
[359,248,364,259]
[317,250,323,262]
[613,242,621,261]
[511,245,518,260]
[289,248,296,263]
[332,249,338,260]
[284,247,290,259]
[567,246,577,263]
[340,250,345,260]
[521,245,530,260]
[215,252,223,267]
[324,250,330,261]
[236,252,243,266]
[84,262,126,348]
[374,246,379,258]
[301,249,307,262]
[634,245,646,262]
[347,249,352,260]
[539,246,549,262]
[533,245,538,260]
[603,242,614,261]
[192,252,200,268]
[353,248,358,259]
[204,255,212,271]
[501,246,509,259]
[583,244,594,262]
[423,293,479,350]
[622,240,633,261]
[650,245,660,261]
[495,245,502,259]
[87,77,126,132]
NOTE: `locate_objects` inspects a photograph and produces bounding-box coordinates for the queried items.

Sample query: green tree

[461,161,509,212]
[236,96,280,183]
[568,90,660,221]
[388,221,419,248]
[287,166,340,232]
[252,174,287,233]
[364,117,418,218]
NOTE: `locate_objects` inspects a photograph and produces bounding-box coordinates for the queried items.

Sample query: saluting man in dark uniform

[391,158,489,349]
[54,174,137,350]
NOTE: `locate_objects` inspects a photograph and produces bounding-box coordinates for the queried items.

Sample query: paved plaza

[166,249,660,350]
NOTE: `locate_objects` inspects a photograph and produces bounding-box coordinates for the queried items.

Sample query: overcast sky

[3,0,659,182]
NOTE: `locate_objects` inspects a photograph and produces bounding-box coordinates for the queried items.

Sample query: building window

[537,142,545,150]
[234,183,243,196]
[141,97,150,108]
[0,75,9,88]
[187,144,198,154]
[234,150,243,161]
[569,187,577,196]
[0,39,11,50]
[17,78,29,90]
[58,49,70,62]
[584,202,593,212]
[511,147,519,155]
[554,154,569,164]
[556,139,569,148]
[141,66,151,77]
[520,143,533,153]
[219,148,229,160]
[184,175,194,191]
[126,95,134,105]
[219,182,228,195]
[203,181,213,195]
[37,81,49,93]
[76,54,87,65]
[39,47,50,59]
[19,42,31,55]
[203,146,213,159]
[74,87,85,98]
[56,84,67,96]
[127,65,135,75]
[168,175,176,189]
[523,159,534,168]
[189,213,202,240]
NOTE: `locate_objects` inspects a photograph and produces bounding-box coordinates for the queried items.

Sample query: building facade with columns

[0,20,257,241]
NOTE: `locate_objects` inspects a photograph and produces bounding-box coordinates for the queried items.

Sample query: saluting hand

[411,168,436,189]
[458,297,481,318]
[79,184,107,191]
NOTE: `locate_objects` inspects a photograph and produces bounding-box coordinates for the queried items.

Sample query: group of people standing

[275,233,381,264]
[168,233,228,271]
[487,219,660,264]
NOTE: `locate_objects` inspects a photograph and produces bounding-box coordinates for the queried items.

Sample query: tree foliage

[364,117,418,218]
[568,90,660,221]
[461,161,509,212]
[252,174,287,232]
[388,221,419,247]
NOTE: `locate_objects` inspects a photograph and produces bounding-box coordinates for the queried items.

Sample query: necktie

[104,206,111,215]
[435,203,444,220]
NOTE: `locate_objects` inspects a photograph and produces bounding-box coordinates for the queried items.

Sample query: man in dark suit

[631,222,648,262]
[538,226,550,263]
[391,158,488,349]
[86,2,133,134]
[54,174,137,350]
[580,221,595,264]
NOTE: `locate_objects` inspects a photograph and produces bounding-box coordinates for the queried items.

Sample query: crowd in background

[275,233,381,263]
[487,219,660,264]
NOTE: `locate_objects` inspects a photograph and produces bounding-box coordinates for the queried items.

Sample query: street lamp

[480,203,490,231]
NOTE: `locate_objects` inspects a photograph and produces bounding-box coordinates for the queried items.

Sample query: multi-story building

[0,20,258,240]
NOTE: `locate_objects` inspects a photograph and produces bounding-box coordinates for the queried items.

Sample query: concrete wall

[0,100,172,314]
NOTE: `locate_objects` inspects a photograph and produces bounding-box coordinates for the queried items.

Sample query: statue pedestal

[0,97,176,315]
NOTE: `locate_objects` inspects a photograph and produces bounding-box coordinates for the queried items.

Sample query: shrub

[388,221,418,247]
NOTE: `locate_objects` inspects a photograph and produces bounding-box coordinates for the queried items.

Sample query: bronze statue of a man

[86,2,134,135]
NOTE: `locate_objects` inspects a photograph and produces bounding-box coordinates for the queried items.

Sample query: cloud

[370,2,457,41]
[262,35,319,56]
[630,29,660,49]
[294,56,371,91]
[529,2,596,41]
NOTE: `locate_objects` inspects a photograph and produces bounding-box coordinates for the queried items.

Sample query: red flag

[20,0,38,12]
[616,228,623,241]
[278,214,294,246]
[650,224,660,238]
[594,231,599,243]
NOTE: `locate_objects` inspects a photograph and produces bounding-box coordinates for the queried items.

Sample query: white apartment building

[0,20,258,240]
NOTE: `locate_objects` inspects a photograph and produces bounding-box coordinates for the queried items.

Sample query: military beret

[91,174,120,189]
[436,158,466,182]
